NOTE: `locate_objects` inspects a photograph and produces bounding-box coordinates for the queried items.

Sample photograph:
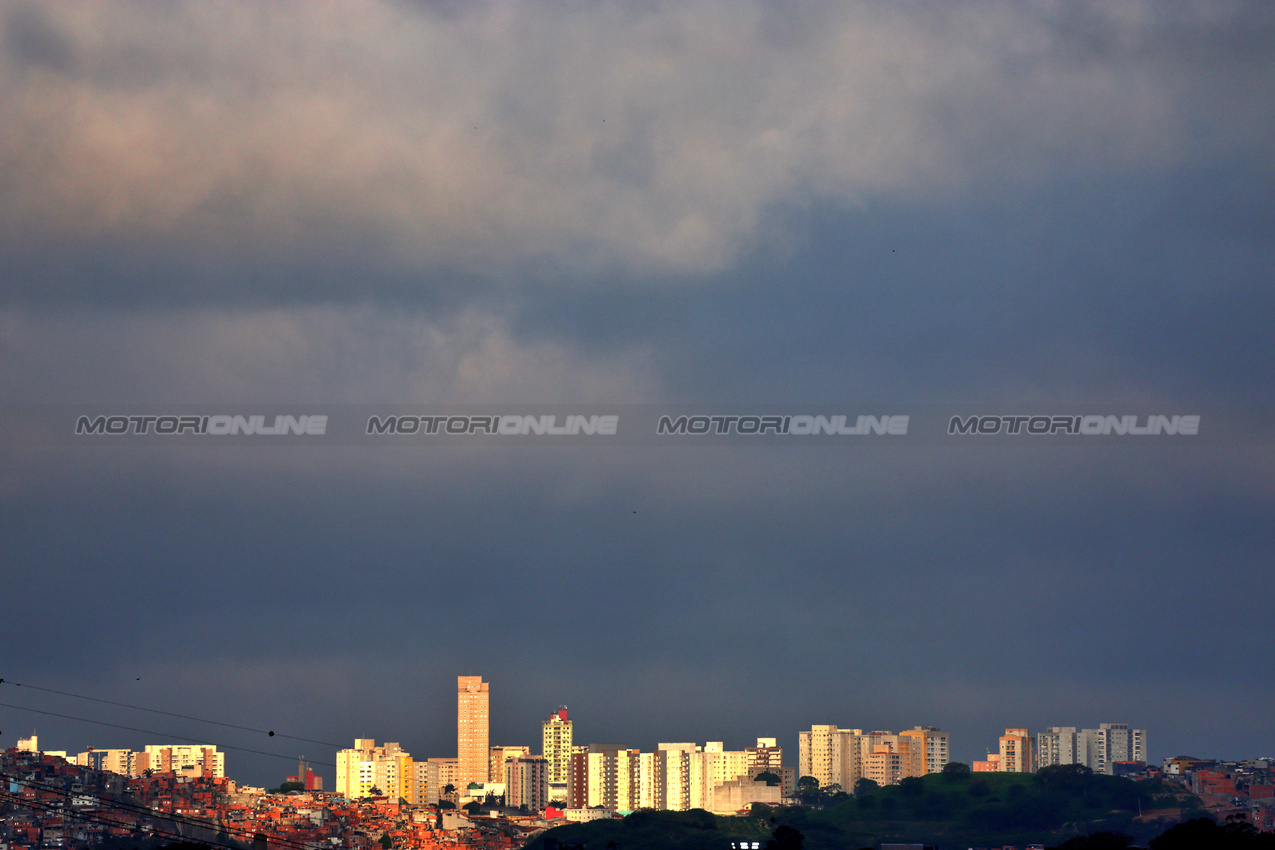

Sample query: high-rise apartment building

[797,725,842,787]
[998,728,1034,773]
[415,757,460,805]
[335,739,413,800]
[505,755,550,811]
[457,676,490,786]
[864,743,907,786]
[1037,726,1081,767]
[542,708,573,784]
[490,745,531,785]
[745,738,783,777]
[899,726,950,776]
[140,745,224,777]
[799,725,947,788]
[1089,723,1147,774]
[567,739,783,814]
[1036,724,1147,775]
[569,745,590,807]
[78,749,134,776]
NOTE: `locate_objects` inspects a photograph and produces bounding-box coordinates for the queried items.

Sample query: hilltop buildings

[565,738,785,813]
[1037,724,1148,775]
[334,739,413,800]
[797,725,950,788]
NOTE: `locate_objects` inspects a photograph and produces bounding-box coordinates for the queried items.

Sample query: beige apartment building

[798,725,949,788]
[335,739,413,800]
[140,745,225,778]
[542,708,573,784]
[457,676,489,787]
[414,757,460,805]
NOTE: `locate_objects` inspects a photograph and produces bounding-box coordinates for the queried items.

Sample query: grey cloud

[0,306,660,403]
[2,1,1271,293]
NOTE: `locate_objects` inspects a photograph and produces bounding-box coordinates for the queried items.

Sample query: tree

[941,761,971,780]
[1034,763,1094,794]
[764,825,804,850]
[755,771,781,787]
[795,775,822,806]
[378,833,392,850]
[1054,831,1135,850]
[369,785,383,796]
[898,776,924,797]
[852,778,879,797]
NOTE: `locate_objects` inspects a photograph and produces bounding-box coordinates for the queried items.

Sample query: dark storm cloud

[3,435,1272,784]
[3,0,1275,788]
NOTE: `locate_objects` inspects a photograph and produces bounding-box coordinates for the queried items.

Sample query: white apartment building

[335,739,413,800]
[575,739,782,814]
[1037,724,1147,775]
[542,708,573,785]
[140,745,225,777]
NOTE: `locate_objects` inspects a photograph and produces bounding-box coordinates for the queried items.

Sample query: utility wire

[0,678,342,750]
[0,698,334,769]
[0,770,262,838]
[0,789,269,850]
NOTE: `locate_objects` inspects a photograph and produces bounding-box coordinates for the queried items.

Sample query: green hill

[524,808,770,850]
[527,767,1204,850]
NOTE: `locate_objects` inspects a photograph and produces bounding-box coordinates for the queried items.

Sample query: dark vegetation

[530,766,1214,850]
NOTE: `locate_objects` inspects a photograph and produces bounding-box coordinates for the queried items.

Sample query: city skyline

[3,677,1167,791]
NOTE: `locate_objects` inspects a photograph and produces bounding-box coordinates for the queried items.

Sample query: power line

[0,792,251,850]
[0,678,342,750]
[0,701,334,768]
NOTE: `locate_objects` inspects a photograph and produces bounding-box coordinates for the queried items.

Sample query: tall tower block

[457,676,490,786]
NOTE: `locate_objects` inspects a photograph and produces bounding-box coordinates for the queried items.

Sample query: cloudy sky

[2,1,1273,787]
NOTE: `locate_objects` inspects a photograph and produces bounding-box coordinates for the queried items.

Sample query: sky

[1,1,1274,789]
